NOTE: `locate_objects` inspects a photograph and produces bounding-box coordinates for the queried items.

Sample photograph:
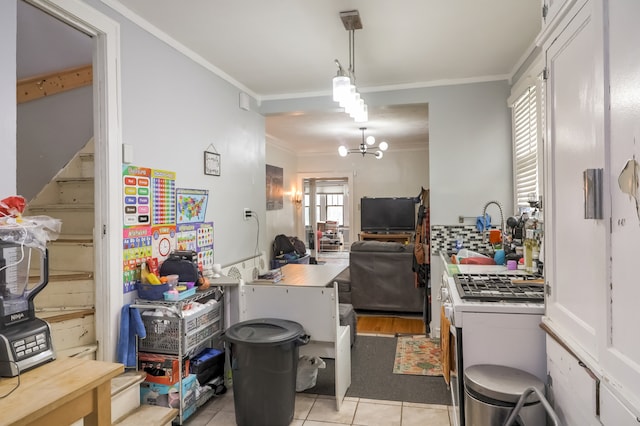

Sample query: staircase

[26,140,178,424]
[24,138,98,359]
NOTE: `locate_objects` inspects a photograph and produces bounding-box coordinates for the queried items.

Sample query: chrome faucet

[482,200,506,249]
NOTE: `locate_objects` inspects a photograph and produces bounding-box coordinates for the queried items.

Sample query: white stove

[440,259,546,426]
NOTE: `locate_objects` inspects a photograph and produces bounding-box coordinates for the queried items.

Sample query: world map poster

[177,188,209,224]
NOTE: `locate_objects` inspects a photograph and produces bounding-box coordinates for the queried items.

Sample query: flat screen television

[360,197,416,232]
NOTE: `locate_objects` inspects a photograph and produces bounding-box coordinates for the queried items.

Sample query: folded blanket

[476,214,491,232]
[116,304,146,367]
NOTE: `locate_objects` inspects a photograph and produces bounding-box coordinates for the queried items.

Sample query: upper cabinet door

[605,0,640,411]
[543,0,607,363]
[537,0,585,46]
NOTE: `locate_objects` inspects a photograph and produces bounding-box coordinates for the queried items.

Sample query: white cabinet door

[543,0,607,363]
[604,0,640,413]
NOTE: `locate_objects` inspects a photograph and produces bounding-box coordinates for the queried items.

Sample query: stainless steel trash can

[464,364,545,426]
[223,318,309,426]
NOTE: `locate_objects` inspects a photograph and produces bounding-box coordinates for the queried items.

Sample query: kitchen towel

[116,304,146,367]
[475,213,491,232]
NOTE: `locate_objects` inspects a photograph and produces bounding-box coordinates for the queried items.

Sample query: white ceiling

[44,1,542,154]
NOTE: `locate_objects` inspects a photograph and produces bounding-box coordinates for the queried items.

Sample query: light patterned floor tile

[205,409,236,426]
[295,394,316,419]
[401,405,451,426]
[352,401,402,426]
[358,398,402,406]
[306,397,358,424]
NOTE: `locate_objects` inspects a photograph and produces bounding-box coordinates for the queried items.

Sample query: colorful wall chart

[122,166,151,227]
[176,222,214,273]
[151,225,176,264]
[123,227,153,293]
[177,188,208,224]
[152,169,176,225]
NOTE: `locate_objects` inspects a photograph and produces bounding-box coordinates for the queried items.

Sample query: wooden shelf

[359,232,412,244]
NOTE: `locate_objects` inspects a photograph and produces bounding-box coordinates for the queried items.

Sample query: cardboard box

[140,374,197,409]
[138,352,190,385]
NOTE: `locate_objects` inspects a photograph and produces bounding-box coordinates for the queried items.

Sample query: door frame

[27,0,122,362]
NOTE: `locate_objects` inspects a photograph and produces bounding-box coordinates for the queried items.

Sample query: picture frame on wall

[266,164,284,210]
[204,151,221,176]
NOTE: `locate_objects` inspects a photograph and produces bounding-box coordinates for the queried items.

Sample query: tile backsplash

[431,225,493,254]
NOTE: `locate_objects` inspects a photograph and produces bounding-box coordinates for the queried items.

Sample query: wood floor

[356,314,425,335]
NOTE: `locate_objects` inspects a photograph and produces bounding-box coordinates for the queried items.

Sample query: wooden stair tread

[113,404,178,426]
[30,270,93,282]
[53,234,93,243]
[27,203,94,210]
[111,370,147,397]
[55,177,93,183]
[36,308,95,323]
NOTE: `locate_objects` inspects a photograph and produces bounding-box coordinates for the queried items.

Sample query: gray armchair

[345,240,424,313]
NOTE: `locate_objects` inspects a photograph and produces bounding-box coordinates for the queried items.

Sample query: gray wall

[1,0,267,269]
[263,80,513,333]
[0,1,17,198]
[16,1,94,201]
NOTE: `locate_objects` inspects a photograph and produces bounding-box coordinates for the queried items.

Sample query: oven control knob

[440,287,449,300]
[444,305,453,318]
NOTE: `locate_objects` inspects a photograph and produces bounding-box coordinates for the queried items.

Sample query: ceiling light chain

[338,127,389,160]
[332,10,368,123]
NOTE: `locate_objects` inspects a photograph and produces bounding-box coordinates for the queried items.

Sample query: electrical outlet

[243,208,251,221]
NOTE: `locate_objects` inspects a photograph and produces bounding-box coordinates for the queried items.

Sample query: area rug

[393,335,443,376]
[303,335,451,405]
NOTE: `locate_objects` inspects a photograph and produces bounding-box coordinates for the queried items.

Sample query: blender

[0,238,55,377]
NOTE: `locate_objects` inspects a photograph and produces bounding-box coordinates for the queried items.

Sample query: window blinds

[512,86,538,209]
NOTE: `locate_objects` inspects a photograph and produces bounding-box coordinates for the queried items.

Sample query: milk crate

[139,301,221,355]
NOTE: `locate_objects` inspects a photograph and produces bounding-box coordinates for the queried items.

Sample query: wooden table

[359,232,412,243]
[0,357,123,426]
[274,263,347,287]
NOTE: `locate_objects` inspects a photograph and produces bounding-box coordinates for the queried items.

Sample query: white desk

[241,263,351,410]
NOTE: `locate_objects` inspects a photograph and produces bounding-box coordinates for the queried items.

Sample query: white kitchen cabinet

[604,0,640,412]
[537,0,583,46]
[542,0,607,364]
[542,0,640,420]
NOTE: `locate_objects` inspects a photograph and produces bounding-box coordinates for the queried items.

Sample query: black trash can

[223,318,309,426]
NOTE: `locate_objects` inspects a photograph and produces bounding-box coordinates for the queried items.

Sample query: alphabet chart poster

[151,169,176,225]
[122,226,153,293]
[122,166,152,227]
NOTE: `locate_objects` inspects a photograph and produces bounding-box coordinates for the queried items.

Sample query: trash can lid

[223,318,306,345]
[464,364,544,404]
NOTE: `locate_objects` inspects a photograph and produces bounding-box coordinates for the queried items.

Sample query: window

[512,84,540,212]
[325,194,344,225]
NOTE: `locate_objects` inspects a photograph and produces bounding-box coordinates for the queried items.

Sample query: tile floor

[184,389,454,426]
[184,250,455,425]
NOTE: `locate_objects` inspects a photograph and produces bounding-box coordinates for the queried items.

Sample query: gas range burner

[453,273,545,303]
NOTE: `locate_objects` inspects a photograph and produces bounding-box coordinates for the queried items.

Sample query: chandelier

[338,127,389,159]
[332,10,368,123]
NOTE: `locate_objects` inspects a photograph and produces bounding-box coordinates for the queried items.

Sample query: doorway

[16,0,123,361]
[303,177,350,256]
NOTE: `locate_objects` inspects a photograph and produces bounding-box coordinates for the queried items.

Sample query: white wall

[296,148,429,236]
[0,1,17,198]
[263,80,512,333]
[86,0,267,269]
[265,140,298,257]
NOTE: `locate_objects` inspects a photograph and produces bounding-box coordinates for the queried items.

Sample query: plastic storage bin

[139,301,221,355]
[223,318,309,426]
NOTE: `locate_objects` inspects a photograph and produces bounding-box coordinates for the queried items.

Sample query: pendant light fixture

[332,10,368,123]
[338,127,389,159]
